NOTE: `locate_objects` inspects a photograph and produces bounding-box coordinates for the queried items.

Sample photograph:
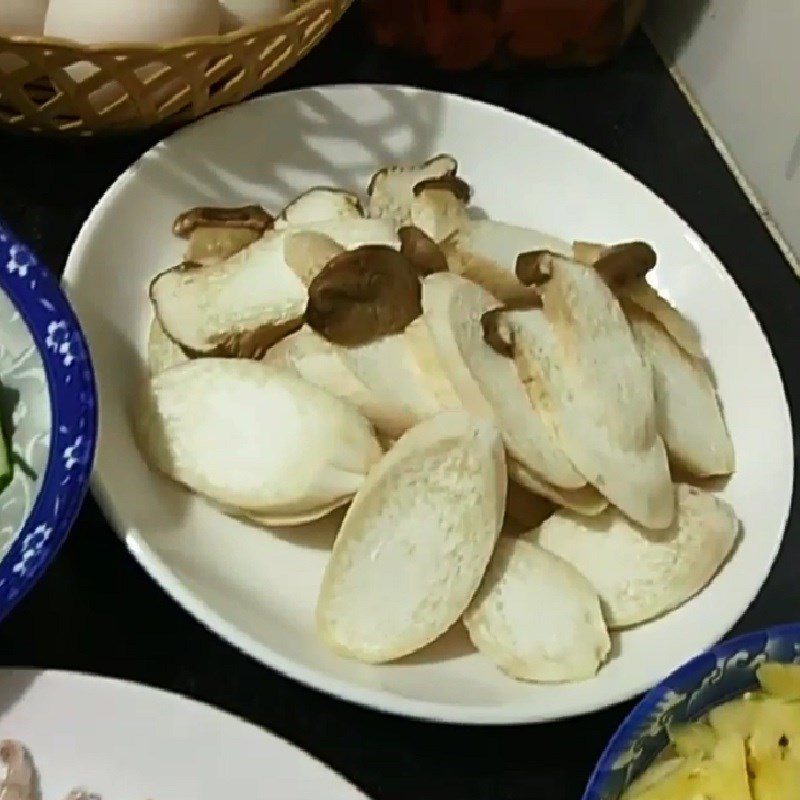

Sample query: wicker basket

[0,0,352,136]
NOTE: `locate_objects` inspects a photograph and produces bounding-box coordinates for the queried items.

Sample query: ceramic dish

[0,669,366,798]
[0,221,95,619]
[583,623,800,799]
[62,85,792,724]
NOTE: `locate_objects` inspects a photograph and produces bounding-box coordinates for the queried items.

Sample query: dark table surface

[0,7,798,799]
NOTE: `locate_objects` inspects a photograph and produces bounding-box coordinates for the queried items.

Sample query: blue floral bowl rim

[0,219,97,621]
[582,621,800,800]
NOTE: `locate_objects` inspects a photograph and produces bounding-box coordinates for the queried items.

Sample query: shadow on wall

[644,0,711,65]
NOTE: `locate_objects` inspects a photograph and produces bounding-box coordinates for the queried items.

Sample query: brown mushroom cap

[481,297,543,359]
[412,175,473,203]
[398,226,449,276]
[173,205,274,238]
[481,308,515,358]
[592,242,657,290]
[515,250,559,286]
[305,245,423,347]
[367,154,458,197]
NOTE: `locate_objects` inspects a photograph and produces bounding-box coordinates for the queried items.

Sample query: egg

[0,0,49,74]
[218,0,292,33]
[43,0,220,113]
[0,0,49,36]
[44,0,220,43]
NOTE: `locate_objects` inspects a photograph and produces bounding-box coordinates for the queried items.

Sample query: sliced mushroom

[283,230,344,286]
[419,271,587,491]
[625,278,704,359]
[317,411,506,663]
[626,302,734,477]
[174,204,273,266]
[277,187,363,227]
[367,154,458,226]
[532,484,739,627]
[149,232,306,359]
[136,359,382,518]
[336,315,462,434]
[508,459,608,516]
[264,325,416,437]
[444,220,571,303]
[480,307,515,358]
[282,217,400,251]
[533,253,674,529]
[173,205,273,238]
[463,537,610,682]
[409,175,472,242]
[147,315,189,375]
[398,226,449,276]
[305,245,422,347]
[572,239,703,358]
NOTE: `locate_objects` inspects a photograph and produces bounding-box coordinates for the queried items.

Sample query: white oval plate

[0,670,365,798]
[63,86,793,725]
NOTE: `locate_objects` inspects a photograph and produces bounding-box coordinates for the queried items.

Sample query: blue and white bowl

[0,221,96,619]
[584,623,800,800]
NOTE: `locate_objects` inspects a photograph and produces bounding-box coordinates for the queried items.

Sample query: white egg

[218,0,292,33]
[0,0,49,36]
[44,0,220,43]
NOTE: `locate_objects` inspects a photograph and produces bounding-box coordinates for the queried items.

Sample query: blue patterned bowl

[584,623,800,799]
[0,220,96,620]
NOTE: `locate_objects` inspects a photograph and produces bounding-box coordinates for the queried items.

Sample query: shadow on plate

[127,86,447,210]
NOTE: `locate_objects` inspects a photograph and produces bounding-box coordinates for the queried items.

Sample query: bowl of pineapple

[584,623,800,800]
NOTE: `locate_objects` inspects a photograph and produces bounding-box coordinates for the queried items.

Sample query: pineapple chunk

[621,737,751,800]
[750,756,800,800]
[669,721,718,758]
[757,663,800,701]
[709,696,763,739]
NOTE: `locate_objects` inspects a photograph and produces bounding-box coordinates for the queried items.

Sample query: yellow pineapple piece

[669,721,718,758]
[750,756,800,800]
[621,737,751,800]
[757,663,800,701]
[709,695,764,739]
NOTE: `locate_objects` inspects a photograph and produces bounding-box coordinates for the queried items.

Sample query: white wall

[647,1,800,263]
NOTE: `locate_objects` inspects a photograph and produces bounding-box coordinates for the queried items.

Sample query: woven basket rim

[0,0,333,53]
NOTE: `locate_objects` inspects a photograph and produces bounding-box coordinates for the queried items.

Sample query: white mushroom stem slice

[282,218,399,251]
[136,360,382,516]
[317,411,506,663]
[147,316,189,375]
[534,253,674,528]
[572,241,703,358]
[335,320,462,435]
[532,484,739,628]
[367,154,458,226]
[277,187,363,226]
[409,176,471,243]
[419,272,586,490]
[625,278,704,359]
[264,325,414,437]
[149,232,306,359]
[509,459,607,516]
[463,537,610,682]
[626,303,734,477]
[444,220,571,303]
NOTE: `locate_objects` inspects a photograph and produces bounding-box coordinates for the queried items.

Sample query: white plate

[63,85,793,724]
[0,670,365,798]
